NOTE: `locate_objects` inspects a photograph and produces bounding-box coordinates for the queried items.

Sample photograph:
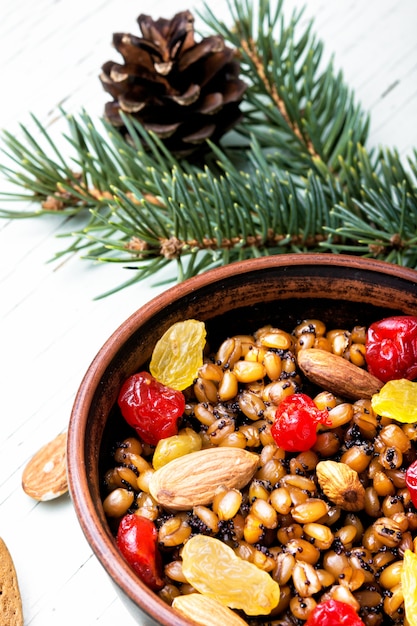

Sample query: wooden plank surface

[0,0,416,624]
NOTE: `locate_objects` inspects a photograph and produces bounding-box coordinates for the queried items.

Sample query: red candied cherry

[271,393,330,452]
[118,371,185,446]
[116,514,164,591]
[366,315,417,382]
[305,598,366,626]
[406,459,417,509]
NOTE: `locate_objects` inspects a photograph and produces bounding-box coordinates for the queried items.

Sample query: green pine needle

[0,0,416,297]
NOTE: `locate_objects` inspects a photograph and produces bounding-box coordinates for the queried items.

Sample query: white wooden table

[1,0,416,624]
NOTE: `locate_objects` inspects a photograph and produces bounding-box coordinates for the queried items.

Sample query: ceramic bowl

[67,253,417,626]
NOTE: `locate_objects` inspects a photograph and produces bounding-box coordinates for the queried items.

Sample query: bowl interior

[68,255,417,626]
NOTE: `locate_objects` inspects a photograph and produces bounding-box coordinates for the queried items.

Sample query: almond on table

[22,431,68,501]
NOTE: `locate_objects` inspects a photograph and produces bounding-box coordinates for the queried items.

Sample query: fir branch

[200,0,369,176]
[326,149,417,265]
[67,118,417,288]
[74,126,341,278]
[0,0,416,297]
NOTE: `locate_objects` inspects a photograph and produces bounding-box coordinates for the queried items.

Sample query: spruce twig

[0,0,416,297]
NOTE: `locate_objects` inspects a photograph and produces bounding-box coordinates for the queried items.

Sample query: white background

[1,0,417,624]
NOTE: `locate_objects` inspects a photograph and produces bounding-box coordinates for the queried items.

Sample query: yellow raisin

[402,549,417,625]
[152,428,202,469]
[371,379,417,423]
[181,535,280,616]
[150,320,206,390]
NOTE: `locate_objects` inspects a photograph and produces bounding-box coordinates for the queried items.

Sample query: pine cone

[100,11,247,157]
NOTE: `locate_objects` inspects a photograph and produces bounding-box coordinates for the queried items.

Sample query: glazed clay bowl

[67,254,417,626]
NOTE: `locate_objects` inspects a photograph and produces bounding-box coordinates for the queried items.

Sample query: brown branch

[240,38,318,158]
[125,231,334,260]
[40,177,163,211]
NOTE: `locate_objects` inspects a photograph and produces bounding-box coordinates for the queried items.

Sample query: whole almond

[297,348,383,400]
[0,537,23,626]
[22,432,68,501]
[149,447,258,510]
[172,593,247,625]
